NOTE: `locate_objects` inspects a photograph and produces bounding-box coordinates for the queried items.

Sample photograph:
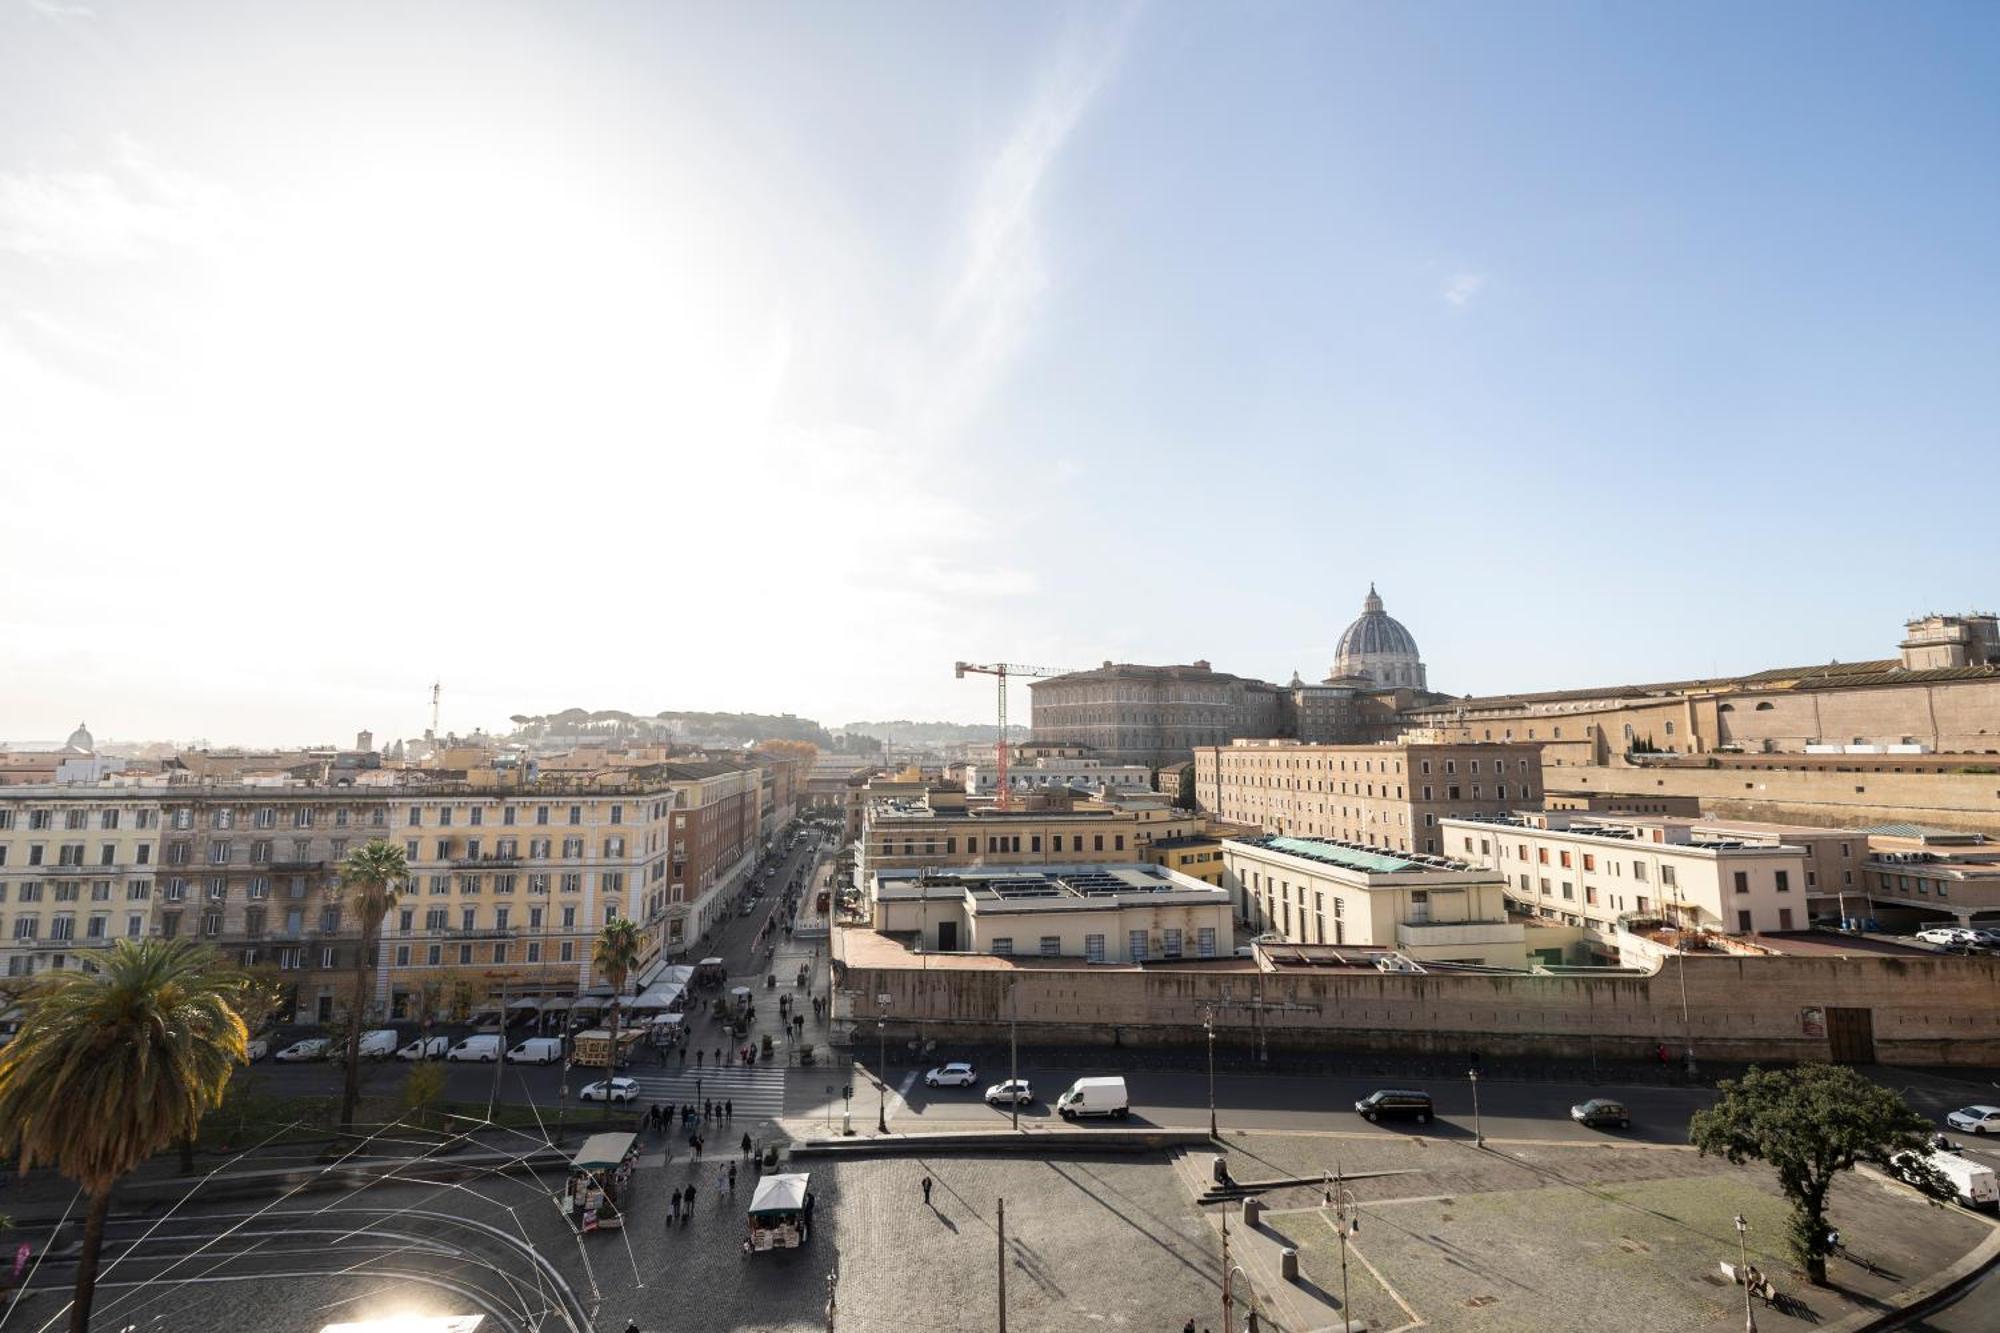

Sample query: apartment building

[869,863,1233,962]
[962,756,1154,798]
[1194,740,1544,856]
[855,791,1205,889]
[1439,811,1816,940]
[0,782,163,979]
[1220,834,1526,968]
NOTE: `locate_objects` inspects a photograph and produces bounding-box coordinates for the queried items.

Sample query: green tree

[401,1061,447,1130]
[336,839,409,1133]
[0,938,248,1331]
[1174,765,1197,811]
[1689,1063,1938,1283]
[593,918,643,1118]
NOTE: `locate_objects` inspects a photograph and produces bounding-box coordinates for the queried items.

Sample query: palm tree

[0,938,247,1332]
[593,918,643,1118]
[337,839,408,1134]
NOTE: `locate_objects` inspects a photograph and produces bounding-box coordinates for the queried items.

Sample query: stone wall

[1556,764,2000,837]
[839,950,2000,1067]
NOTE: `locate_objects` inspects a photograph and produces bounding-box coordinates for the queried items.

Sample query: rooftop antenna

[429,680,441,742]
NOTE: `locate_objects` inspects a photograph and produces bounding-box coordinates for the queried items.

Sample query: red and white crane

[952,661,1075,809]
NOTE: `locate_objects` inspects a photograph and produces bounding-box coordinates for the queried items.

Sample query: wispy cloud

[1442,272,1488,307]
[29,0,96,19]
[925,1,1141,436]
[0,138,242,263]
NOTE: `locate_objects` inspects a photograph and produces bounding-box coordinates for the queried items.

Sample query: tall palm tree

[0,938,247,1332]
[337,839,408,1133]
[593,918,643,1118]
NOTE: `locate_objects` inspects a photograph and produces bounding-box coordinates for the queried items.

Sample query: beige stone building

[1439,811,1841,943]
[1029,661,1286,765]
[1195,739,1544,856]
[867,863,1233,962]
[1219,833,1526,968]
[0,780,164,980]
[855,790,1206,887]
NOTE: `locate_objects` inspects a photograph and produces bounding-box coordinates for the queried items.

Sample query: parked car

[507,1037,564,1065]
[1056,1076,1129,1119]
[1354,1089,1433,1124]
[445,1034,503,1063]
[1946,1105,2000,1135]
[1917,928,1978,947]
[579,1077,639,1104]
[1570,1098,1632,1130]
[925,1062,978,1088]
[1894,1149,2000,1209]
[274,1038,330,1062]
[357,1029,399,1059]
[397,1036,449,1061]
[244,1037,270,1062]
[985,1079,1033,1106]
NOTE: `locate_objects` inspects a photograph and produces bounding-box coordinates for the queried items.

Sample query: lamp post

[876,997,890,1134]
[1203,1005,1218,1138]
[1008,981,1020,1133]
[1468,1066,1483,1148]
[1324,1169,1359,1333]
[1733,1213,1757,1332]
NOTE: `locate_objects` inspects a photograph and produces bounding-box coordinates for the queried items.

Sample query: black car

[1355,1089,1433,1123]
[1570,1098,1632,1130]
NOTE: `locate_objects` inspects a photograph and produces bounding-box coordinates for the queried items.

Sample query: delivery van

[1056,1076,1130,1120]
[508,1037,565,1065]
[1902,1149,2000,1210]
[356,1029,399,1059]
[446,1034,503,1063]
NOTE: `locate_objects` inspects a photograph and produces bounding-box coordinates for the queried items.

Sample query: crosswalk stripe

[607,1067,789,1115]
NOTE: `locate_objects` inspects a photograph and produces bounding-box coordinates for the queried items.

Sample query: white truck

[1930,1151,2000,1210]
[1056,1076,1130,1120]
[356,1028,399,1059]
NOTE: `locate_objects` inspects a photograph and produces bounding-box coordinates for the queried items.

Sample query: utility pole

[1009,982,1020,1133]
[877,997,890,1134]
[997,1197,1008,1333]
[1204,1005,1218,1138]
[1221,1208,1233,1333]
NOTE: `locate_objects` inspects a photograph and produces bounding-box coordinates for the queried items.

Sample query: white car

[397,1036,449,1061]
[925,1062,978,1088]
[274,1038,330,1062]
[1917,928,1977,947]
[1946,1105,2000,1135]
[984,1079,1033,1106]
[244,1037,270,1062]
[578,1077,639,1104]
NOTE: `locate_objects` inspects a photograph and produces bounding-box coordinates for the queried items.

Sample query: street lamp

[1468,1066,1483,1148]
[1324,1169,1360,1333]
[876,998,890,1134]
[1203,1006,1218,1138]
[1733,1214,1757,1333]
[1008,981,1021,1133]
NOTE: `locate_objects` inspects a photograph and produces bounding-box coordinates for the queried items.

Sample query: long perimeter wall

[837,950,2000,1067]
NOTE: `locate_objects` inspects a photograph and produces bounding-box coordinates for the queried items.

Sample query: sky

[3,1,1998,747]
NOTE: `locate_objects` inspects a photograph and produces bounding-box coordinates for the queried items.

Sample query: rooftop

[1448,812,1801,855]
[1229,833,1475,875]
[874,863,1226,910]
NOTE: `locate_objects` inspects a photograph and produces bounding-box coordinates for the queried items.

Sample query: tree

[336,840,409,1134]
[593,918,643,1119]
[0,938,247,1331]
[1174,765,1197,811]
[401,1061,446,1130]
[1689,1063,1937,1284]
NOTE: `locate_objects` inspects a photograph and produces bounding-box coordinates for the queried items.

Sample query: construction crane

[953,661,1077,809]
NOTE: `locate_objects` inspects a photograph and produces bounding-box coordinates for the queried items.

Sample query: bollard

[1242,1197,1263,1226]
[1280,1247,1299,1282]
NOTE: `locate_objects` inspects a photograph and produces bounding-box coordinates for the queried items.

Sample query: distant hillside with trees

[839,720,1029,747]
[506,709,832,747]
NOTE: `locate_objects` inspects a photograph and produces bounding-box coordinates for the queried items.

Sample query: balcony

[1396,919,1523,949]
[271,859,325,872]
[452,854,521,869]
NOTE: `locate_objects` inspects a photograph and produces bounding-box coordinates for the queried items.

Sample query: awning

[698,957,725,967]
[748,1172,809,1216]
[570,1132,638,1172]
[506,997,541,1011]
[630,982,685,1011]
[540,997,575,1012]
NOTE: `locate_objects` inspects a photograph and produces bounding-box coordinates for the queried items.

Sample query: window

[1737,910,1752,932]
[1196,926,1217,958]
[1127,929,1148,961]
[1038,935,1061,957]
[1774,870,1790,893]
[408,806,422,827]
[1733,871,1749,894]
[1084,933,1105,963]
[990,937,1013,956]
[1778,907,1794,930]
[1162,928,1183,958]
[1632,861,1648,883]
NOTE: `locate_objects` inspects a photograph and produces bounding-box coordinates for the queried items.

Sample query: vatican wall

[842,948,2000,1066]
[1555,764,2000,837]
[1715,679,2000,754]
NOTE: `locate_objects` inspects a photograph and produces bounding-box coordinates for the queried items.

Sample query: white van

[397,1036,449,1061]
[507,1037,564,1065]
[446,1034,502,1063]
[1056,1076,1130,1120]
[1908,1150,2000,1210]
[357,1029,399,1059]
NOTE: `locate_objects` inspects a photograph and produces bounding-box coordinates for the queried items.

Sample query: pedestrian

[1657,1042,1669,1067]
[684,1182,696,1219]
[729,1161,738,1192]
[726,1098,734,1119]
[696,1048,703,1068]
[742,1131,753,1159]
[670,1186,682,1222]
[921,1175,933,1206]
[625,1320,641,1333]
[1184,1320,1196,1333]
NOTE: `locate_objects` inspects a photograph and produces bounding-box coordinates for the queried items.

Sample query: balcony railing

[271,858,325,872]
[452,854,521,869]
[1396,919,1522,948]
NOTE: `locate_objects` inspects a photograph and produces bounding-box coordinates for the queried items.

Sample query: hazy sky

[4,2,1997,746]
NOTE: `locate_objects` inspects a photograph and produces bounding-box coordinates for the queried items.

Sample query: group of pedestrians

[644,1100,734,1134]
